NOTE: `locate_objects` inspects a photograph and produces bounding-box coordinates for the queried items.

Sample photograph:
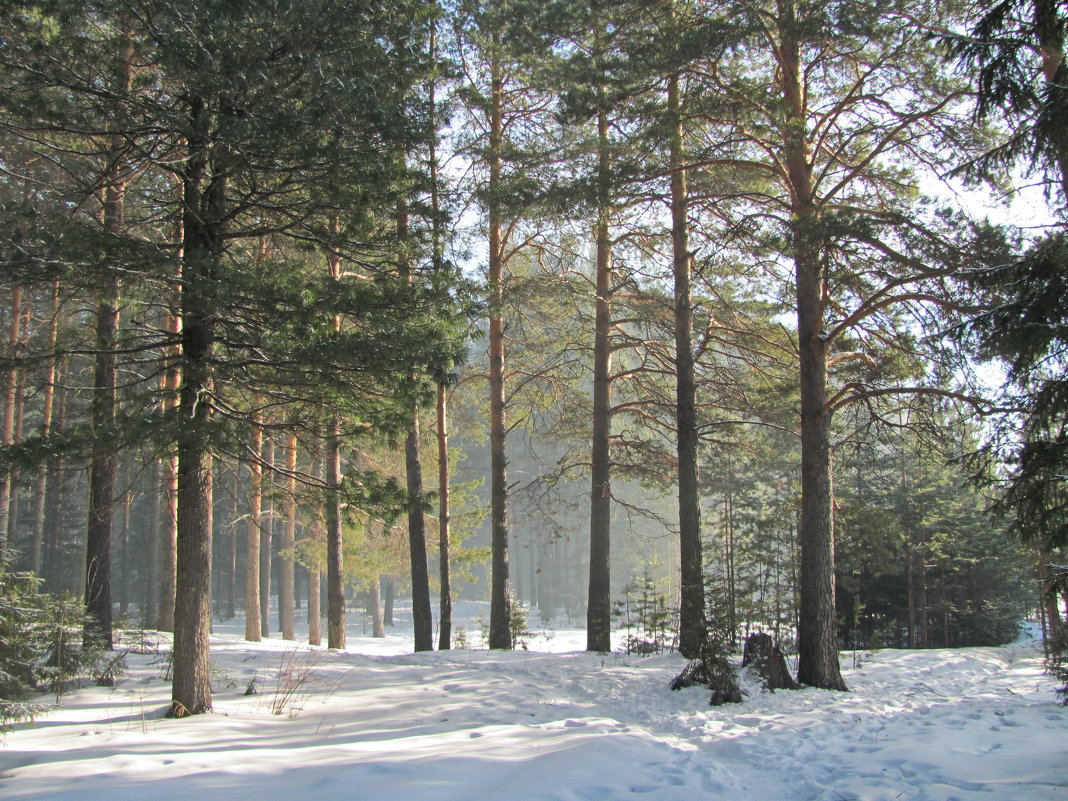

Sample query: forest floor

[0,602,1064,801]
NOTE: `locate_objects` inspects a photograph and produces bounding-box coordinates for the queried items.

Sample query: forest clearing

[1,4,1068,791]
[0,607,1063,801]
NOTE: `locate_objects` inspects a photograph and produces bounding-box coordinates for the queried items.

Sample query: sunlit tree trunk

[245,420,263,642]
[280,431,297,640]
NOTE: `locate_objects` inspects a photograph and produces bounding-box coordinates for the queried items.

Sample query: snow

[1,603,1065,801]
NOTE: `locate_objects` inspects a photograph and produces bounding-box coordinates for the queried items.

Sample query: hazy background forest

[1,0,1066,721]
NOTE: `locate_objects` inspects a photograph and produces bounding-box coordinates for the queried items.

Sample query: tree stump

[742,633,799,691]
[670,638,744,706]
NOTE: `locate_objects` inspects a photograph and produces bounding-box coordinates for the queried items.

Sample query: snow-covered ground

[1,603,1065,801]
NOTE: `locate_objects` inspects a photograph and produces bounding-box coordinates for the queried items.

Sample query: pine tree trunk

[227,471,237,620]
[1038,550,1062,641]
[308,566,322,646]
[119,463,131,614]
[280,432,297,640]
[371,573,385,638]
[384,576,394,627]
[171,168,230,715]
[158,298,181,631]
[42,374,67,590]
[779,4,845,690]
[84,26,132,647]
[9,354,26,547]
[487,47,511,650]
[437,385,452,650]
[260,435,274,637]
[0,285,21,560]
[920,552,930,648]
[169,95,221,716]
[587,97,614,653]
[669,74,704,658]
[146,459,160,627]
[245,422,263,642]
[406,418,433,651]
[427,22,452,653]
[30,282,60,576]
[397,194,433,653]
[325,416,345,649]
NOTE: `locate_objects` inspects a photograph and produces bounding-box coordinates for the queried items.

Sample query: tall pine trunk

[158,266,182,631]
[406,418,433,651]
[30,280,59,575]
[428,32,452,651]
[399,197,433,653]
[587,97,614,653]
[487,46,511,650]
[669,73,704,658]
[437,386,452,650]
[779,4,845,690]
[280,432,297,640]
[0,285,21,559]
[260,434,274,637]
[84,26,132,647]
[169,95,222,717]
[324,416,345,649]
[245,420,263,642]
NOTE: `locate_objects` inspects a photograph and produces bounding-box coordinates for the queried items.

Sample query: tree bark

[158,286,182,631]
[371,573,385,638]
[245,421,263,642]
[169,94,223,717]
[1037,550,1060,641]
[42,372,67,590]
[670,73,704,658]
[260,434,274,637]
[145,459,160,626]
[437,385,452,650]
[280,431,297,640]
[0,285,21,560]
[384,576,395,627]
[397,193,433,653]
[30,281,60,577]
[406,418,433,651]
[587,97,614,653]
[226,466,238,619]
[487,45,511,650]
[778,2,846,690]
[325,416,345,649]
[85,24,133,646]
